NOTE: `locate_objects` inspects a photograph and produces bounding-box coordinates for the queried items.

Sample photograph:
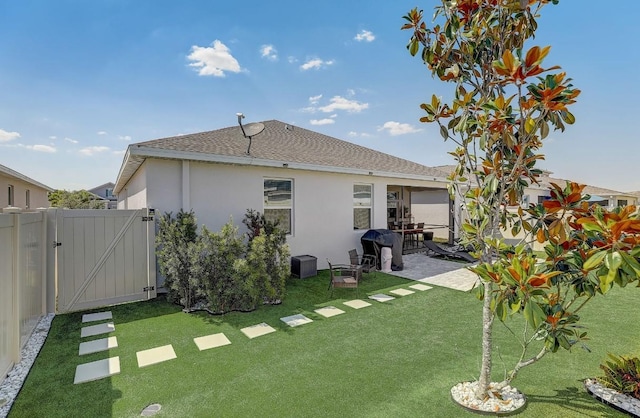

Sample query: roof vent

[285,124,294,131]
[236,113,265,155]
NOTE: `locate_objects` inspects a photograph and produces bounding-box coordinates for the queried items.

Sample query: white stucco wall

[121,158,449,270]
[117,160,149,209]
[410,189,451,240]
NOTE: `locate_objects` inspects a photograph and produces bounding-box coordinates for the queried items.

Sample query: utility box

[291,255,317,279]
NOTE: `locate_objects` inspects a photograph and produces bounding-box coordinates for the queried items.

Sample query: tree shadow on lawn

[526,385,623,418]
[194,270,410,332]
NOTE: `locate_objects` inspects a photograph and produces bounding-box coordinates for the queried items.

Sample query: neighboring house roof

[0,163,54,191]
[543,178,637,200]
[88,182,116,199]
[115,120,449,193]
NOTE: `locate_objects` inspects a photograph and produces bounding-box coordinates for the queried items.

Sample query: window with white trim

[353,183,372,230]
[264,178,292,234]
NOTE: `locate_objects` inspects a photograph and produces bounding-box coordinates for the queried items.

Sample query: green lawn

[9,271,639,417]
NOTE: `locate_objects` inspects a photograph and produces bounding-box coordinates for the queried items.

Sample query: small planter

[451,381,527,416]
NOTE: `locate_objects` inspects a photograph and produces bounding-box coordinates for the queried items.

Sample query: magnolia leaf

[561,110,576,124]
[440,125,449,140]
[583,251,607,270]
[409,39,419,56]
[540,121,549,139]
[524,300,546,329]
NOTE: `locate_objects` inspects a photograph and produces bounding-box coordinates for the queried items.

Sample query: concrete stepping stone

[343,299,371,309]
[81,322,115,338]
[409,283,433,291]
[314,306,345,318]
[369,293,395,303]
[280,314,313,327]
[79,336,118,355]
[193,333,231,351]
[74,356,120,384]
[241,323,277,339]
[136,345,177,368]
[82,311,113,323]
[389,288,415,296]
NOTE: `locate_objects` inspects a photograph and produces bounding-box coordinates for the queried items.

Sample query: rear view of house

[114,120,454,267]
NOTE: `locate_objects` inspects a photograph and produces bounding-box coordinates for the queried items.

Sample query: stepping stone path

[409,283,433,291]
[74,311,121,384]
[314,306,345,318]
[241,322,277,339]
[280,314,313,327]
[136,345,177,368]
[368,293,395,303]
[69,285,437,384]
[193,333,231,351]
[389,288,415,296]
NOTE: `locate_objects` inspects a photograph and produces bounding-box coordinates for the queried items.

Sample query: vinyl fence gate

[51,208,157,313]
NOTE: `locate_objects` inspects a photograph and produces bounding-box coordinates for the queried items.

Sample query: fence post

[8,208,22,366]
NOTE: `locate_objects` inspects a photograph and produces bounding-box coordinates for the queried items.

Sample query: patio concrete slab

[82,311,113,323]
[79,336,118,355]
[136,345,177,368]
[280,314,313,327]
[388,253,478,292]
[241,323,277,339]
[74,356,120,384]
[80,322,115,338]
[314,306,345,318]
[409,283,433,291]
[369,293,395,303]
[193,333,231,351]
[418,269,478,292]
[343,299,371,309]
[389,288,415,296]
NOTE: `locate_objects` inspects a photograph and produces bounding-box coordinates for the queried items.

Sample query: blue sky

[1,1,639,193]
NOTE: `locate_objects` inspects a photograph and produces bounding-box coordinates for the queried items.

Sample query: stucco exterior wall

[410,189,451,240]
[121,158,449,269]
[0,174,49,210]
[117,160,149,209]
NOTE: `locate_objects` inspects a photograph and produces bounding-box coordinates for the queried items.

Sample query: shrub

[156,210,199,310]
[597,354,640,400]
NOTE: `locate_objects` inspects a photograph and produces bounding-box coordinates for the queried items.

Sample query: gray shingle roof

[0,163,53,191]
[115,120,448,192]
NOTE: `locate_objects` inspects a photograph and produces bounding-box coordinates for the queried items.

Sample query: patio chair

[348,248,377,278]
[424,240,478,263]
[327,260,359,296]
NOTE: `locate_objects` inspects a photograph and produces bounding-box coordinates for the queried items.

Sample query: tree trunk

[475,279,495,399]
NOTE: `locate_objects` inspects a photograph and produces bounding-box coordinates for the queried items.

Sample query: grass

[9,270,639,418]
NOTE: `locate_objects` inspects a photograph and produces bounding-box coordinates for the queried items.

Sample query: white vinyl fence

[0,210,47,381]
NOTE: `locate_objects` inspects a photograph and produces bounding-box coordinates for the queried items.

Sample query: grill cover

[360,229,403,271]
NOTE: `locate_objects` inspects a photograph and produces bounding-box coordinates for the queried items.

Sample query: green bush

[596,354,640,400]
[156,210,290,314]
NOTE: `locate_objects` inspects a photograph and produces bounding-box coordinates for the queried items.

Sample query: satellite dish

[236,113,265,155]
[243,122,265,138]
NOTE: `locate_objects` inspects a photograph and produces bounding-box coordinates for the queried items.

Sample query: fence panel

[0,211,46,384]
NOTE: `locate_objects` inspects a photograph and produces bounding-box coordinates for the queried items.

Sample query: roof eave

[114,146,449,190]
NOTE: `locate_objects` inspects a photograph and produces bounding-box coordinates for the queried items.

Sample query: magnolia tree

[403,0,640,402]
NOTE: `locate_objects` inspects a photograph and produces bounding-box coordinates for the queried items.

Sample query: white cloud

[310,118,335,126]
[318,96,368,113]
[187,40,242,77]
[97,131,107,135]
[378,121,422,136]
[79,146,110,156]
[260,44,278,61]
[112,150,126,156]
[329,114,337,118]
[118,135,132,141]
[300,58,334,71]
[64,137,78,144]
[309,94,323,105]
[49,136,57,140]
[0,129,20,142]
[355,30,375,42]
[348,131,371,138]
[288,56,298,64]
[26,144,56,153]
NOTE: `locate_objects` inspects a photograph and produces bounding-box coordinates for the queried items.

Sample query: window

[8,185,14,206]
[618,199,627,207]
[25,189,30,209]
[264,178,292,234]
[353,184,372,230]
[521,195,530,208]
[537,195,550,204]
[105,188,113,198]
